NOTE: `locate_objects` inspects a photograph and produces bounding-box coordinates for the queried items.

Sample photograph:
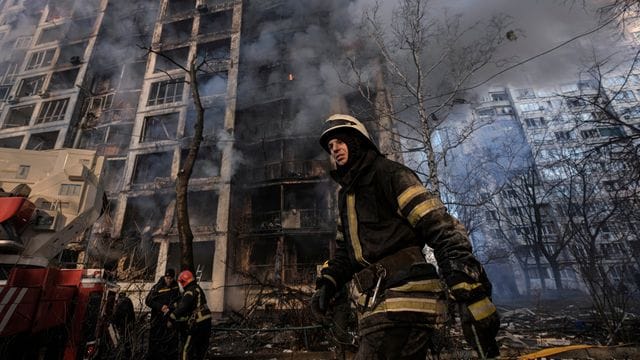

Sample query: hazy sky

[348,0,626,91]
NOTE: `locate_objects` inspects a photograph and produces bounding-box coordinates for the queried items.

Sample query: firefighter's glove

[446,271,489,303]
[459,301,500,359]
[310,278,336,318]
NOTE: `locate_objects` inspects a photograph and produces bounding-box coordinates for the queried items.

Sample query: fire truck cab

[0,148,115,360]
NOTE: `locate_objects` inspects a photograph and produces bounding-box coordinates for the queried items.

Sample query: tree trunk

[548,258,564,290]
[175,61,205,272]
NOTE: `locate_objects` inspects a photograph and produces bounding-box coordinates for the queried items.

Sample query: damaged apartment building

[0,0,396,314]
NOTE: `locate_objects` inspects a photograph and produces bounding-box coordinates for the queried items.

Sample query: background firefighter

[111,291,135,358]
[311,114,500,359]
[145,268,180,360]
[170,270,212,360]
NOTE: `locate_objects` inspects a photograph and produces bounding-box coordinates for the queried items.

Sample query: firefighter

[311,114,500,359]
[112,291,135,358]
[169,270,212,360]
[145,268,180,360]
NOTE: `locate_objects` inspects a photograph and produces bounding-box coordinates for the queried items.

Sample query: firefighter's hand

[310,281,336,318]
[161,305,170,314]
[446,271,489,303]
[459,300,500,359]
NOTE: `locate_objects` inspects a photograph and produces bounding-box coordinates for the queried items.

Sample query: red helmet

[177,270,194,287]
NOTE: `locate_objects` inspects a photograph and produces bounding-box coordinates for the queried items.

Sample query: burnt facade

[0,0,395,314]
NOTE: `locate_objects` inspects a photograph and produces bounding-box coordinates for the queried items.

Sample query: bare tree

[142,46,225,272]
[347,0,513,196]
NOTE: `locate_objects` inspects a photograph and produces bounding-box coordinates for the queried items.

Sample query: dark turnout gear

[316,114,499,359]
[311,279,337,317]
[170,279,212,360]
[112,293,135,358]
[145,275,180,360]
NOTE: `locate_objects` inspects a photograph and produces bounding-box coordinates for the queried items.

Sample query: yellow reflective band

[390,279,444,293]
[397,185,428,210]
[468,297,496,321]
[450,282,483,292]
[347,193,370,266]
[182,335,192,360]
[362,297,447,318]
[158,288,172,293]
[407,198,444,226]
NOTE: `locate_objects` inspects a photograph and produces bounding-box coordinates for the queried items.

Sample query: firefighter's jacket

[145,279,180,323]
[170,282,212,328]
[320,149,493,333]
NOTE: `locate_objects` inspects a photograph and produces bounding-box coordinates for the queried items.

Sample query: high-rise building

[0,0,396,314]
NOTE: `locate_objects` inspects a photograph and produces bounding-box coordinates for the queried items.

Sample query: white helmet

[319,114,379,153]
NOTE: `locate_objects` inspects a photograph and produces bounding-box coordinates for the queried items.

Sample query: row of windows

[2,98,69,128]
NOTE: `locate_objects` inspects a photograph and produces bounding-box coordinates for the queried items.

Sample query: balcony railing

[248,208,332,233]
[244,160,329,183]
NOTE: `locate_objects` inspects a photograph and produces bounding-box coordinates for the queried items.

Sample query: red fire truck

[0,148,116,360]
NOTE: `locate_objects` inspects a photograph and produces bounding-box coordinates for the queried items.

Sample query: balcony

[244,160,328,183]
[248,208,332,233]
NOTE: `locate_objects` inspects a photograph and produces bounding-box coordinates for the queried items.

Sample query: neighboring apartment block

[472,74,640,296]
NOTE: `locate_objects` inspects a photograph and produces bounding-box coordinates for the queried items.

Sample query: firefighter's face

[164,275,173,286]
[328,138,349,166]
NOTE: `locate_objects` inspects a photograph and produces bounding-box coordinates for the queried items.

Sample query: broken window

[120,61,146,90]
[283,184,331,228]
[35,98,69,124]
[132,151,173,184]
[189,190,218,228]
[251,186,281,231]
[89,69,115,93]
[18,75,46,96]
[26,131,59,150]
[0,85,11,100]
[14,36,32,49]
[46,0,74,21]
[197,71,227,97]
[196,39,230,65]
[37,25,65,45]
[199,10,232,35]
[248,237,278,282]
[0,62,19,84]
[49,68,79,91]
[102,158,126,194]
[86,93,114,113]
[79,126,106,149]
[147,78,184,106]
[57,42,87,67]
[180,145,222,178]
[66,17,97,41]
[166,0,196,17]
[160,18,193,45]
[154,47,189,73]
[167,241,214,281]
[0,136,23,148]
[141,112,179,142]
[25,48,56,70]
[3,105,35,128]
[185,103,225,138]
[122,192,174,235]
[79,123,132,154]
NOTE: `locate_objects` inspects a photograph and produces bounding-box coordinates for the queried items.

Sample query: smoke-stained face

[328,138,349,166]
